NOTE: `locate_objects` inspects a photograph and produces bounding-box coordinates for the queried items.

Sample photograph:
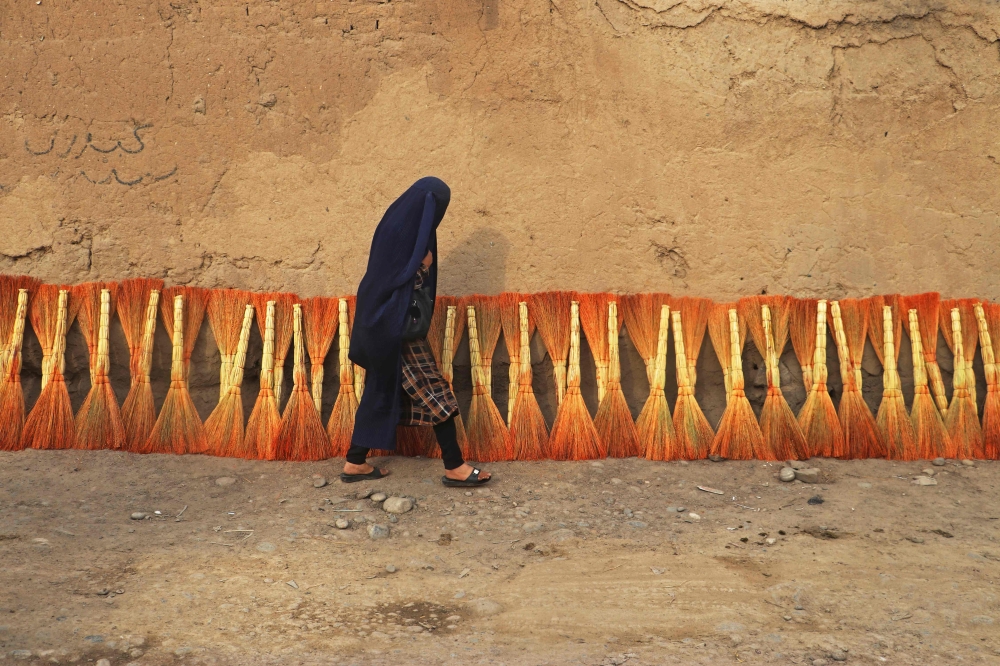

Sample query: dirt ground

[1,451,998,666]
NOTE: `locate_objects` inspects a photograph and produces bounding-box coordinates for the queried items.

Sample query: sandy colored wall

[1,0,998,430]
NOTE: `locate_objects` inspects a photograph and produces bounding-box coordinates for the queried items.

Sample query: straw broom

[980,303,1000,459]
[0,274,40,377]
[273,304,331,461]
[869,297,916,460]
[903,292,949,416]
[436,302,470,454]
[790,298,819,395]
[797,300,845,458]
[421,299,469,458]
[245,301,280,459]
[29,284,79,390]
[529,291,574,406]
[941,299,980,407]
[671,297,715,459]
[622,293,660,387]
[739,296,808,460]
[252,291,299,408]
[582,292,643,456]
[595,300,641,458]
[327,298,359,457]
[710,308,765,459]
[75,288,126,450]
[509,301,549,460]
[500,292,527,424]
[942,305,983,458]
[347,297,365,404]
[548,300,605,460]
[117,279,163,451]
[23,289,76,450]
[830,300,884,459]
[579,293,613,405]
[144,289,209,455]
[0,289,29,451]
[907,308,951,459]
[636,303,677,460]
[465,303,513,462]
[205,304,254,457]
[208,289,251,401]
[303,296,339,413]
[708,302,746,404]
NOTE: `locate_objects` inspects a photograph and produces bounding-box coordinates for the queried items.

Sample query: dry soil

[1,451,998,665]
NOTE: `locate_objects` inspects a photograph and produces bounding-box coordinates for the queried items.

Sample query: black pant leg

[345,445,370,466]
[433,414,466,470]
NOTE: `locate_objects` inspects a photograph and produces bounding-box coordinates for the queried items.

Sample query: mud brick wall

[2,0,998,429]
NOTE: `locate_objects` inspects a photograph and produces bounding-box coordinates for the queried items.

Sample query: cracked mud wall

[2,0,999,430]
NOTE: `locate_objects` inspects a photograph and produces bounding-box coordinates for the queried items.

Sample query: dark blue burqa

[349,177,451,451]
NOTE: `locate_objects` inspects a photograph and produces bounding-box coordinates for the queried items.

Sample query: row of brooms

[0,274,996,463]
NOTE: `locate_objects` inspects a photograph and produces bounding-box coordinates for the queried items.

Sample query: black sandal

[340,467,388,483]
[441,468,491,487]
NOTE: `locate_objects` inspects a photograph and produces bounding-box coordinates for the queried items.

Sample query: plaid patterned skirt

[399,337,459,426]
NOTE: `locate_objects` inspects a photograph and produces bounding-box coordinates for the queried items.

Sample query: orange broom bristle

[117,279,163,451]
[205,304,254,457]
[328,298,359,457]
[509,300,548,460]
[671,297,714,459]
[595,300,641,458]
[251,291,299,408]
[636,303,677,460]
[246,300,281,459]
[942,304,984,458]
[830,299,885,459]
[903,292,949,416]
[465,301,514,462]
[529,291,574,405]
[208,289,252,401]
[0,289,30,451]
[74,287,126,450]
[23,289,77,451]
[144,288,209,455]
[907,307,951,459]
[272,304,331,461]
[796,300,846,458]
[869,297,917,459]
[303,296,339,414]
[711,308,764,460]
[708,302,747,404]
[739,295,808,460]
[547,300,604,460]
[980,303,1000,459]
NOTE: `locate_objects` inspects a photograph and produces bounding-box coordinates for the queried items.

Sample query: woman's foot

[444,463,490,482]
[341,462,389,477]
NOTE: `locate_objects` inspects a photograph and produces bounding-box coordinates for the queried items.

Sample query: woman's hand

[421,250,433,268]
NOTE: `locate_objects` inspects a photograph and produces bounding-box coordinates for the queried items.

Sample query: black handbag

[402,287,433,341]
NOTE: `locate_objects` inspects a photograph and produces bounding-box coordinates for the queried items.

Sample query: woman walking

[342,177,491,487]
